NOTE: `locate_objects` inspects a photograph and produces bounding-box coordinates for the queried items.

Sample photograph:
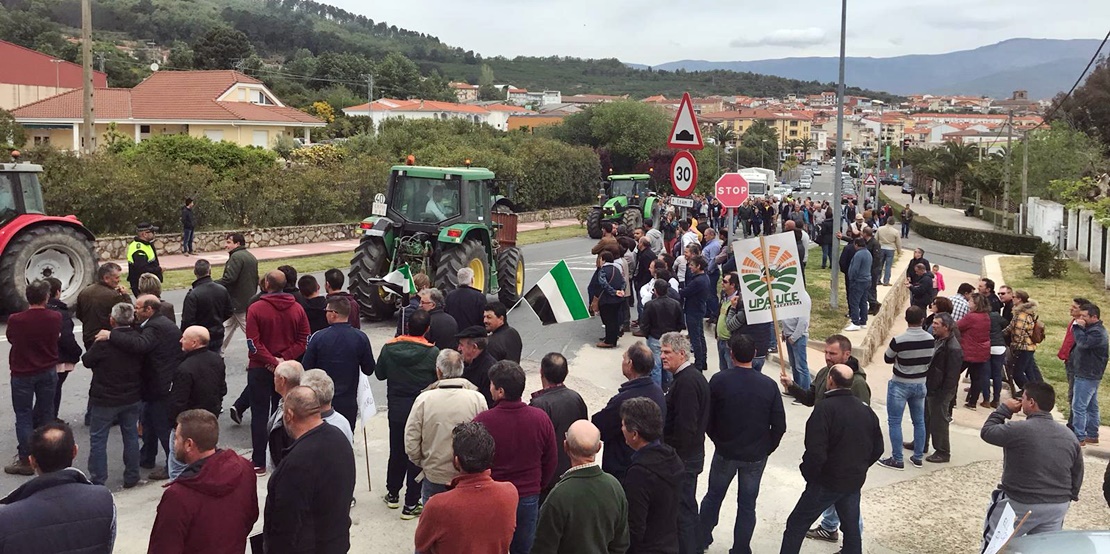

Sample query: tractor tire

[622,207,643,231]
[0,224,96,314]
[586,209,603,239]
[436,239,488,294]
[497,246,525,306]
[348,237,396,321]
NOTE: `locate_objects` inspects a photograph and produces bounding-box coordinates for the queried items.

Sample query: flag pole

[506,295,526,314]
[758,234,788,377]
[996,511,1032,553]
[362,422,372,492]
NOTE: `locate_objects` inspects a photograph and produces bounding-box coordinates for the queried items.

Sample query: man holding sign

[979,382,1083,549]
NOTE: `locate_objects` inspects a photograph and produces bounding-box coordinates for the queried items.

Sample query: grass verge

[804,246,850,344]
[133,225,587,291]
[999,256,1110,424]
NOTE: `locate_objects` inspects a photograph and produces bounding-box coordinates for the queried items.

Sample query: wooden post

[758,234,788,376]
[362,423,372,492]
[995,511,1032,553]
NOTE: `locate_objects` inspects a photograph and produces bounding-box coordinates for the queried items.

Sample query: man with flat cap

[127,223,163,295]
[456,325,497,407]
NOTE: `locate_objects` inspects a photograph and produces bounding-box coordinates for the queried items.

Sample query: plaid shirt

[950,295,970,321]
[1007,311,1037,351]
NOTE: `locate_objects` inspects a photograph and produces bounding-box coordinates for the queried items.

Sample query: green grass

[804,246,851,344]
[131,225,586,291]
[999,256,1110,424]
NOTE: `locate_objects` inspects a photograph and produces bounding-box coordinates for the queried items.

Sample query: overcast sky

[330,0,1108,64]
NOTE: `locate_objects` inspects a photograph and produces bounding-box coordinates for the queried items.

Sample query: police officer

[127,222,163,295]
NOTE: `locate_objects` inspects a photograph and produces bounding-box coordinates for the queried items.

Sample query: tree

[167,41,194,70]
[192,27,254,70]
[1050,57,1110,150]
[0,109,27,154]
[477,84,501,101]
[375,52,424,99]
[585,101,670,172]
[935,141,979,205]
[798,137,817,160]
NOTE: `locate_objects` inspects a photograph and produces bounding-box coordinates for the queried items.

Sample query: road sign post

[670,151,698,197]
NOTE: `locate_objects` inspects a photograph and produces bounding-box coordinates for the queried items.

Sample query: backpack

[1030,317,1045,344]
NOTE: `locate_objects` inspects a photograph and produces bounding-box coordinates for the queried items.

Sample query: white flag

[732,231,812,324]
[357,372,378,427]
[983,503,1017,554]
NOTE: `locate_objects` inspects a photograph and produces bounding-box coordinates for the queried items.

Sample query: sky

[328,0,1108,65]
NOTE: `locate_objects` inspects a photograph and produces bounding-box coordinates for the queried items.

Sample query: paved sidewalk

[113,217,580,271]
[886,188,995,231]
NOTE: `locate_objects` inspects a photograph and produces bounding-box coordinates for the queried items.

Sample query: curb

[855,282,909,362]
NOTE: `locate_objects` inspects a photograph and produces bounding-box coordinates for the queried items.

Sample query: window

[389,176,461,223]
[789,130,798,137]
[32,136,50,146]
[204,129,224,141]
[140,125,151,133]
[253,91,274,105]
[252,130,268,148]
[790,120,798,127]
[0,175,16,225]
[18,173,43,214]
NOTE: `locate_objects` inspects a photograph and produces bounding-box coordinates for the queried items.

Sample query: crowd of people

[0,201,1107,554]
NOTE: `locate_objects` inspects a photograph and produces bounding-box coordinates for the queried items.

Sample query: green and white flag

[524,260,590,325]
[381,264,415,295]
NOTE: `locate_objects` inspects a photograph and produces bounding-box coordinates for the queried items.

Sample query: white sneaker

[844,324,861,332]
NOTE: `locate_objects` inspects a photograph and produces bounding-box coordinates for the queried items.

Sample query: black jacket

[530,384,589,486]
[167,348,227,425]
[181,276,233,346]
[815,218,833,246]
[302,323,376,402]
[81,328,144,407]
[707,366,786,462]
[300,296,329,334]
[800,389,884,492]
[622,442,684,554]
[109,313,183,401]
[909,272,935,307]
[634,248,657,289]
[424,308,459,351]
[445,286,487,330]
[592,376,667,481]
[640,296,684,340]
[264,423,355,554]
[464,350,497,408]
[927,335,964,394]
[680,272,711,317]
[664,365,710,462]
[487,324,522,363]
[0,468,115,554]
[181,206,195,230]
[46,298,81,364]
[838,243,855,277]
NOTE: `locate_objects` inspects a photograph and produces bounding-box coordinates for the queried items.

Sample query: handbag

[590,266,617,316]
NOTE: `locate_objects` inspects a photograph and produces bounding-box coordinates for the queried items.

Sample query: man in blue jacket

[1070,302,1108,445]
[302,297,376,431]
[846,238,872,332]
[681,255,712,372]
[591,342,666,482]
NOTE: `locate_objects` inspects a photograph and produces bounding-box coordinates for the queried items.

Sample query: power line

[1034,27,1110,130]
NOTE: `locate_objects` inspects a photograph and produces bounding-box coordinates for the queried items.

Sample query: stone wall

[96,205,589,260]
[855,251,913,362]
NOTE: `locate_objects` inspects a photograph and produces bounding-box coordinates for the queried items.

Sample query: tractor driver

[425,186,449,221]
[425,185,459,221]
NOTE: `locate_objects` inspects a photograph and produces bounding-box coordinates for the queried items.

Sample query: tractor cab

[602,174,651,204]
[586,173,661,239]
[0,162,46,226]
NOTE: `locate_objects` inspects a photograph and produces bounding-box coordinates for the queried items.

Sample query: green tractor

[585,173,662,239]
[349,164,525,321]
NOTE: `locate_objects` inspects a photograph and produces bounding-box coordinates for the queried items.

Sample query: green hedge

[880,191,1040,255]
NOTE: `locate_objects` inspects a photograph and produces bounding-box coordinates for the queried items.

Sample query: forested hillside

[0,0,899,109]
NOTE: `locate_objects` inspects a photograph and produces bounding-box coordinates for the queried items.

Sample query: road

[0,234,604,492]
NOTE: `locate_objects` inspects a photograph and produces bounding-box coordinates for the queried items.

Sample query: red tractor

[0,154,96,313]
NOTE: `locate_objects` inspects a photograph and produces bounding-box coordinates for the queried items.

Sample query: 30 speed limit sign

[670,151,698,196]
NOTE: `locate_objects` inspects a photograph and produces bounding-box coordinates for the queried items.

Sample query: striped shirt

[884,327,935,383]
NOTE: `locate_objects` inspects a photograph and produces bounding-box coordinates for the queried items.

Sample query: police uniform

[126,222,163,294]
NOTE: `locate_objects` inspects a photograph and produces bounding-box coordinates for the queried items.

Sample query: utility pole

[361,73,374,134]
[80,0,94,155]
[96,53,105,74]
[1021,135,1029,233]
[1003,110,1013,230]
[831,0,847,310]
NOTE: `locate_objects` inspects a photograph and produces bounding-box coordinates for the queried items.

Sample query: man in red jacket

[5,280,62,476]
[148,409,258,554]
[245,270,310,472]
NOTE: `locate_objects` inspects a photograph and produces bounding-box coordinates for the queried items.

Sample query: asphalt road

[0,234,603,491]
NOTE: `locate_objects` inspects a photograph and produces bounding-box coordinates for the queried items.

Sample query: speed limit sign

[670,151,698,196]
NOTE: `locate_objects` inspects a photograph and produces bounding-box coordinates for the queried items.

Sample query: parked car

[901,182,916,194]
[812,168,823,176]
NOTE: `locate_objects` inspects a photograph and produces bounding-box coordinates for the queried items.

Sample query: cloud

[730,27,828,48]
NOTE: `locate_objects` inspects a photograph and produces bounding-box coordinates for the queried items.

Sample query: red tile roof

[12,70,322,125]
[0,39,108,89]
[345,98,492,115]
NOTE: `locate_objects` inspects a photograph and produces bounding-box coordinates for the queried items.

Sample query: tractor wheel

[0,224,96,313]
[436,239,488,293]
[622,207,643,231]
[586,209,603,239]
[348,237,396,321]
[497,246,525,306]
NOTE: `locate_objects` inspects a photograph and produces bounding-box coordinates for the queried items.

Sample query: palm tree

[712,124,737,147]
[936,141,979,205]
[798,137,817,160]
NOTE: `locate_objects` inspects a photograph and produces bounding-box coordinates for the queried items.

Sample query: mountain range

[629,38,1102,100]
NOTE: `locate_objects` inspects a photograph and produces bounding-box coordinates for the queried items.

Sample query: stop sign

[715,173,749,208]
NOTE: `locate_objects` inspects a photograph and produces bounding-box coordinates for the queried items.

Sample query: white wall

[1025,197,1065,249]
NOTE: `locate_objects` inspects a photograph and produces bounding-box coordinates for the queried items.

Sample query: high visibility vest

[126,240,156,264]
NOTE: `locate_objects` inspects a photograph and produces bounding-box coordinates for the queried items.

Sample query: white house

[342,98,533,131]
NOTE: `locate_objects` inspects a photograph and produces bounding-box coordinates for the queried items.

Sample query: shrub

[881,191,1042,255]
[1032,242,1069,279]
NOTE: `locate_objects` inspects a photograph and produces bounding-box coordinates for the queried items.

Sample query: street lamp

[761,139,767,168]
[50,59,63,94]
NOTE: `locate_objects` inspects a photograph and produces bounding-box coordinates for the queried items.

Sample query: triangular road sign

[864,173,878,185]
[667,92,704,150]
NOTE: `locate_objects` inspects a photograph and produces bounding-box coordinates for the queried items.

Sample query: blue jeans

[686,313,708,372]
[678,455,703,554]
[11,370,58,459]
[820,243,832,268]
[182,228,195,253]
[87,401,141,485]
[140,399,171,468]
[510,494,539,554]
[752,356,765,373]
[168,427,188,480]
[881,249,895,284]
[901,222,910,238]
[848,281,869,326]
[421,480,449,505]
[1072,377,1101,442]
[989,354,1005,403]
[887,380,927,462]
[648,337,663,386]
[1011,350,1043,389]
[782,483,863,554]
[717,339,731,373]
[698,454,767,553]
[786,336,811,391]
